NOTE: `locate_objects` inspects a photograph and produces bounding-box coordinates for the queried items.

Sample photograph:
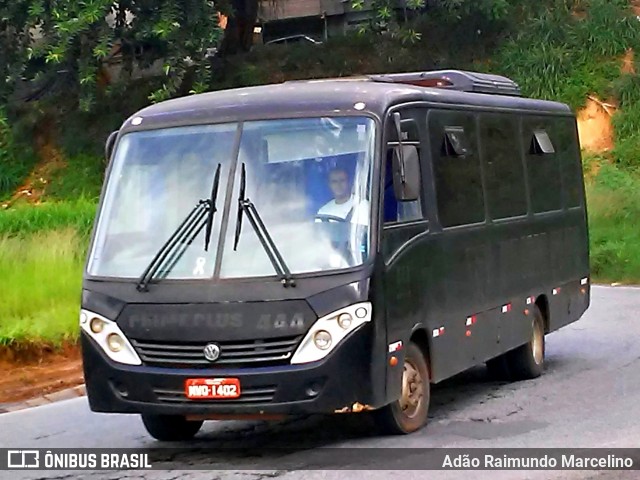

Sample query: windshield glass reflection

[88,124,237,278]
[220,117,374,278]
[88,116,375,280]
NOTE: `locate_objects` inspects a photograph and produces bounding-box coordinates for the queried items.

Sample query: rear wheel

[374,342,430,435]
[506,305,546,380]
[141,414,203,441]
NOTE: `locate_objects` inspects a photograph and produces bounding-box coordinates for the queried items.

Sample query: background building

[257,0,382,43]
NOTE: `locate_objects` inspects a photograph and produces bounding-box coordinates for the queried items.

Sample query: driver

[317,167,369,225]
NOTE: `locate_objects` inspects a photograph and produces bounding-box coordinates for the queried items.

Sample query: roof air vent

[368,70,521,97]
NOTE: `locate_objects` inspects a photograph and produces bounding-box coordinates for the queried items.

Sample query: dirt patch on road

[0,343,83,404]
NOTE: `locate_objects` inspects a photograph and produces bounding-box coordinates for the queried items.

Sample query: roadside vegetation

[0,199,96,236]
[0,201,96,345]
[0,229,85,345]
[1,0,640,347]
[586,162,640,283]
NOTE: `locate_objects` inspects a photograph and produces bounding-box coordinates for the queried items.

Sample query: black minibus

[81,70,590,440]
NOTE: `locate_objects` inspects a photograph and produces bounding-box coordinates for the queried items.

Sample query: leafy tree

[0,1,223,111]
[351,0,512,43]
[0,2,34,103]
[438,0,512,21]
[351,0,426,42]
[0,0,517,115]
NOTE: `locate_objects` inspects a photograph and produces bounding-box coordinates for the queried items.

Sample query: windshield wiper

[204,164,222,251]
[233,163,296,288]
[136,164,221,292]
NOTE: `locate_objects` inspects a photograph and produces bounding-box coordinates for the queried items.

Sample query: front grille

[154,385,277,404]
[131,335,303,368]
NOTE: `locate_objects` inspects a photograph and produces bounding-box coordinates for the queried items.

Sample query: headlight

[337,313,353,329]
[107,333,125,352]
[291,302,372,365]
[90,318,105,334]
[313,330,332,350]
[80,310,141,366]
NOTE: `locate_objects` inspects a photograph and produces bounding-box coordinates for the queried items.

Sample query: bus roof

[124,78,572,131]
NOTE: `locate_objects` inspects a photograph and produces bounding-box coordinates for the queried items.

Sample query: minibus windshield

[87,116,375,281]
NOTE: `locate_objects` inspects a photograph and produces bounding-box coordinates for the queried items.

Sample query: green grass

[0,199,97,236]
[0,229,87,346]
[492,0,640,110]
[587,163,640,283]
[0,200,97,346]
[45,154,104,200]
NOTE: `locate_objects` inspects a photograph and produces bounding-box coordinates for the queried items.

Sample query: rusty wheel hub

[399,359,424,418]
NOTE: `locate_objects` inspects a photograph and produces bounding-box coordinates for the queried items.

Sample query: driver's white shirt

[317,196,369,225]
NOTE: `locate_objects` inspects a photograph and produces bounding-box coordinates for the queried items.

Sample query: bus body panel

[81,78,590,418]
[81,274,390,414]
[81,323,379,415]
[379,103,589,385]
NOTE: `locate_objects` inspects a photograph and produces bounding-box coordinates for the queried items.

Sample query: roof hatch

[367,70,522,97]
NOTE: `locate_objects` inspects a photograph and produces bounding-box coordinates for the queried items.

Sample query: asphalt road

[1,285,640,480]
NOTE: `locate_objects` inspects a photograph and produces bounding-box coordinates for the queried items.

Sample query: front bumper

[81,326,379,415]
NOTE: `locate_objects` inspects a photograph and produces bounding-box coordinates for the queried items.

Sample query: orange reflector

[465,330,472,337]
[389,356,398,367]
[581,288,586,295]
[524,309,530,316]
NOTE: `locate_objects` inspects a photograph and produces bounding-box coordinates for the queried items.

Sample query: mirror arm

[105,130,119,163]
[392,112,406,183]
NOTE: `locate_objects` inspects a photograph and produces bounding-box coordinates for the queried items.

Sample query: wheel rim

[532,319,544,365]
[399,358,424,418]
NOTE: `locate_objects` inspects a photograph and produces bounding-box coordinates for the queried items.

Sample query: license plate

[185,378,241,399]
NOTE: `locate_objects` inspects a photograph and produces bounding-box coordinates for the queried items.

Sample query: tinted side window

[524,118,562,213]
[480,114,527,219]
[555,117,583,207]
[429,110,485,227]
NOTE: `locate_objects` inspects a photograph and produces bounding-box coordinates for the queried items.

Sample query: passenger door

[381,108,432,397]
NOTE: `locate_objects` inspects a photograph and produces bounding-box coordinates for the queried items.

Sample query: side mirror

[105,130,119,163]
[392,145,421,201]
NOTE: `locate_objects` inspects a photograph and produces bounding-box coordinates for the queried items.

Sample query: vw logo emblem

[203,343,221,362]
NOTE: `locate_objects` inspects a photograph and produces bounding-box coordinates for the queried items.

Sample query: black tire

[373,342,430,435]
[141,414,203,442]
[506,305,546,380]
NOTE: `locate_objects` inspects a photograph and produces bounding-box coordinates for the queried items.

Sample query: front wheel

[141,414,203,441]
[373,342,430,435]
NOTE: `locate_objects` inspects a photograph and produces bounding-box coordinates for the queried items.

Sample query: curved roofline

[121,79,572,132]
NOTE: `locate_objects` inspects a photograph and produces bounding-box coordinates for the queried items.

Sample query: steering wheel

[314,214,348,223]
[314,213,354,263]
